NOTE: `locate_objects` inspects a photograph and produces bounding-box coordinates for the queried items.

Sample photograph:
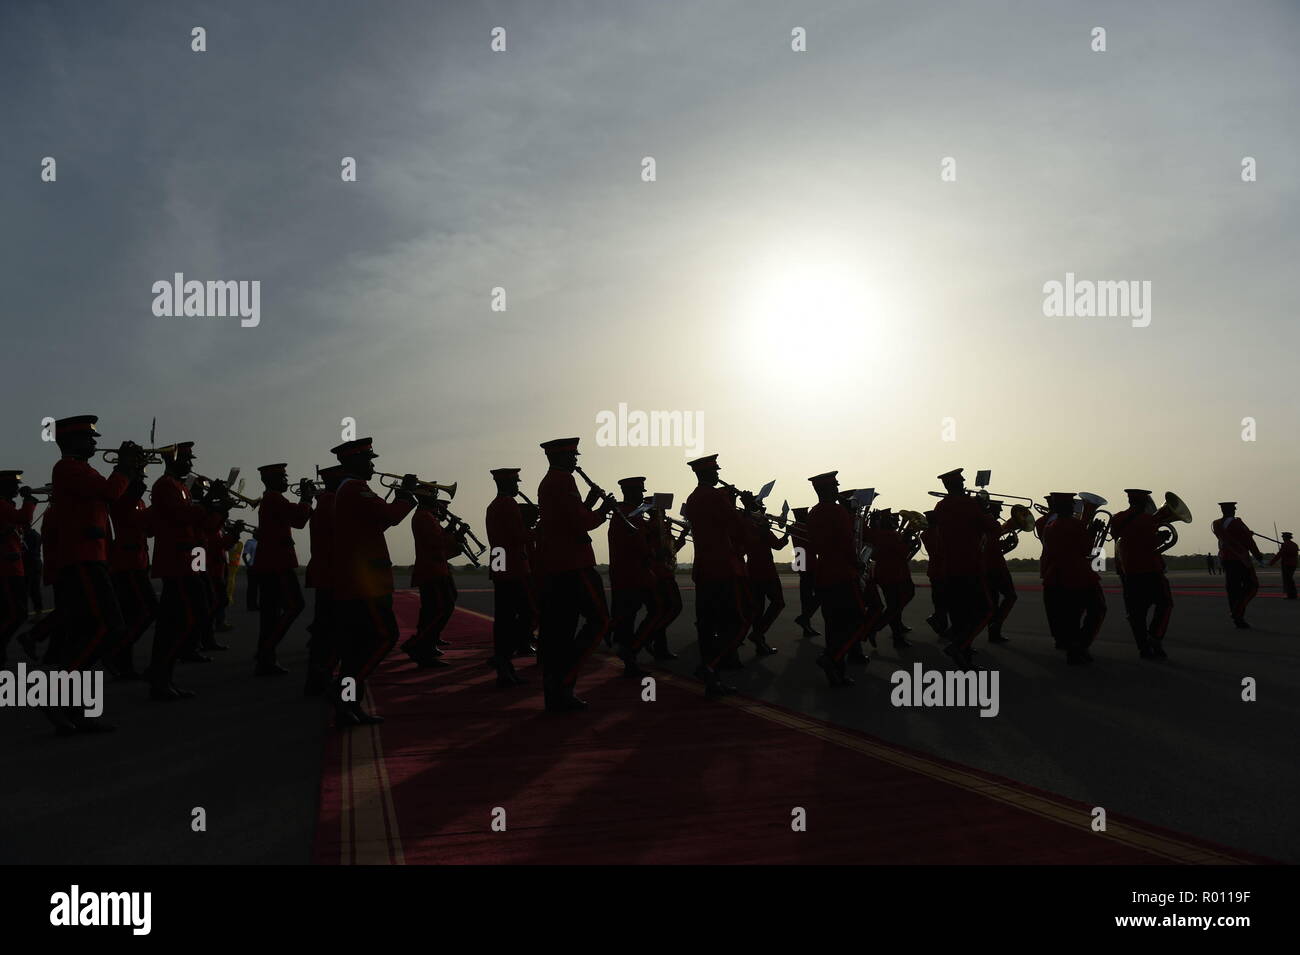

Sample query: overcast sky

[3,0,1297,562]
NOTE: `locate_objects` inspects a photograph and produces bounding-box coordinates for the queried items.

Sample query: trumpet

[375,472,457,499]
[194,474,260,509]
[101,444,170,465]
[441,509,487,566]
[23,484,54,503]
[573,466,638,531]
[663,514,694,544]
[224,520,258,537]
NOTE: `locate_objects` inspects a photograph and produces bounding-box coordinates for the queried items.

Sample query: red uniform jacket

[921,527,945,580]
[1111,508,1166,575]
[411,509,457,586]
[536,469,603,575]
[744,518,784,582]
[331,478,414,601]
[305,490,336,589]
[41,503,62,584]
[933,493,987,578]
[203,514,236,579]
[608,502,654,590]
[808,500,857,588]
[1040,515,1097,589]
[1269,540,1298,568]
[0,497,36,577]
[150,474,209,579]
[1213,517,1262,565]
[109,496,153,573]
[255,491,311,573]
[486,495,533,581]
[867,528,910,584]
[51,458,129,565]
[683,485,744,583]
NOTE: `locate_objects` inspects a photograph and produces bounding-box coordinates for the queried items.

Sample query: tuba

[1152,491,1193,554]
[999,503,1036,554]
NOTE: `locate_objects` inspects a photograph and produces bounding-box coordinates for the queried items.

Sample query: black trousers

[245,568,260,611]
[647,575,682,655]
[25,562,43,611]
[611,584,661,654]
[946,575,991,650]
[1223,560,1258,621]
[878,578,916,637]
[817,580,862,660]
[928,578,950,630]
[150,575,210,689]
[985,566,1017,638]
[1282,564,1297,600]
[796,571,820,624]
[254,569,304,665]
[1121,571,1172,648]
[749,574,785,640]
[538,567,610,698]
[492,577,533,665]
[51,562,125,672]
[1044,583,1107,652]
[109,569,158,672]
[0,575,29,658]
[305,587,339,683]
[693,577,748,670]
[336,595,399,701]
[411,577,457,656]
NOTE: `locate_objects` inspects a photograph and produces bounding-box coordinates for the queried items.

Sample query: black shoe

[815,654,844,687]
[1139,646,1158,660]
[115,669,144,682]
[651,649,678,661]
[988,634,1009,644]
[621,659,648,678]
[547,693,589,713]
[899,624,913,634]
[752,640,778,657]
[333,704,361,729]
[255,662,290,676]
[847,647,869,664]
[200,641,229,651]
[303,678,327,696]
[149,685,180,702]
[925,615,944,636]
[180,651,212,663]
[1066,649,1091,665]
[1233,619,1251,630]
[415,656,451,668]
[18,632,39,659]
[892,637,913,649]
[1151,642,1168,660]
[436,638,451,647]
[72,717,116,734]
[515,644,537,657]
[705,681,729,699]
[399,639,417,656]
[170,683,196,699]
[720,655,745,671]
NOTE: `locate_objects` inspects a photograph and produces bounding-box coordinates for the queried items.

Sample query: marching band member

[740,491,786,657]
[1039,492,1106,665]
[807,471,860,686]
[106,470,156,678]
[48,415,138,731]
[1269,531,1297,600]
[303,465,345,696]
[193,478,235,655]
[485,467,534,687]
[402,489,460,668]
[934,469,992,668]
[867,509,914,649]
[0,470,37,667]
[608,476,666,677]
[329,437,416,726]
[920,509,948,638]
[252,463,313,675]
[789,506,821,637]
[645,492,686,660]
[148,441,209,701]
[683,454,747,697]
[535,437,611,713]
[981,500,1017,646]
[1110,489,1173,660]
[1211,502,1264,628]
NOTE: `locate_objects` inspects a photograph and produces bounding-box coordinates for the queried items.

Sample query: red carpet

[314,595,1268,865]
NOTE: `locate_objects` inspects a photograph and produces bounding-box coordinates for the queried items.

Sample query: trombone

[101,445,171,465]
[442,509,487,566]
[375,472,457,499]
